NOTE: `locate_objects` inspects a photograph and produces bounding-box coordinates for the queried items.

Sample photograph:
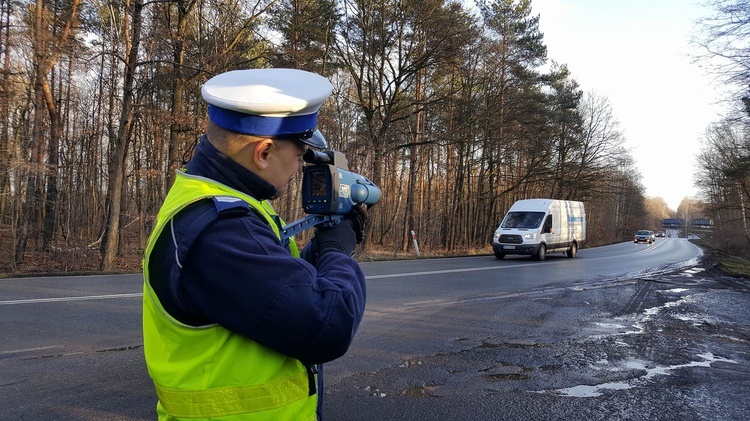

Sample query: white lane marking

[366,262,539,279]
[0,345,63,355]
[0,293,142,305]
[367,240,701,280]
[402,299,446,306]
[2,241,702,304]
[632,240,664,254]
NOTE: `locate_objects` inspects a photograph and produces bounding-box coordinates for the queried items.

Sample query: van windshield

[501,211,546,229]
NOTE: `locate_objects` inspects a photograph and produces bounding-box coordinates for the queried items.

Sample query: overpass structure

[661,218,714,233]
[662,218,685,229]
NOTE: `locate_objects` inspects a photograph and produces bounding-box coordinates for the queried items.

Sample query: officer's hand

[314,219,357,256]
[346,205,368,244]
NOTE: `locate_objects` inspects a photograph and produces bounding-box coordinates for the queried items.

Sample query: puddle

[681,267,706,277]
[586,295,695,340]
[403,384,439,396]
[623,359,649,370]
[483,372,529,381]
[480,364,533,381]
[673,313,714,327]
[363,385,388,398]
[540,353,738,398]
[399,358,422,368]
[585,321,632,340]
[556,381,632,397]
[620,296,692,336]
[594,322,626,330]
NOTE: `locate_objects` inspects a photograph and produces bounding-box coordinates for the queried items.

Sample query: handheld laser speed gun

[280,149,381,243]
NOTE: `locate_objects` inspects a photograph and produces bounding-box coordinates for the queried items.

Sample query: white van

[491,199,586,260]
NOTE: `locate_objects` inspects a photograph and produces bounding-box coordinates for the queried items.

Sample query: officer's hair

[205,120,264,152]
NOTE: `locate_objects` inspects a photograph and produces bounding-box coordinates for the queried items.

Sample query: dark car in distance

[634,230,653,244]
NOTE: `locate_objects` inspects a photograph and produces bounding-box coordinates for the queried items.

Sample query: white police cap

[201,68,332,148]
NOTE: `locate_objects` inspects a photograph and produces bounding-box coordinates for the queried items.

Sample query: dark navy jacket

[148,137,367,367]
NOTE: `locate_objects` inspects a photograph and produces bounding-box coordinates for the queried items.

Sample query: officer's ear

[253,138,275,170]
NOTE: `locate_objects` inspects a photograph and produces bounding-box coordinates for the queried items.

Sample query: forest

[0,0,747,275]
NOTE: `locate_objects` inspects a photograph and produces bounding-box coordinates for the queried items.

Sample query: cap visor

[301,130,327,149]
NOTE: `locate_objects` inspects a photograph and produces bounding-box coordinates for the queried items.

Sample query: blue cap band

[208,104,318,137]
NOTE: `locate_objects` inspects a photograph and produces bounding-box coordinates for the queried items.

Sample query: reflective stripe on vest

[143,171,313,420]
[154,372,309,418]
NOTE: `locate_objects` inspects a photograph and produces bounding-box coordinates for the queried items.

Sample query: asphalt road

[1,238,749,420]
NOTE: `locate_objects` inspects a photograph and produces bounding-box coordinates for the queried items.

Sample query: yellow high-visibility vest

[142,171,316,420]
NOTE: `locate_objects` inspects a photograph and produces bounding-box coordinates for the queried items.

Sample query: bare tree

[334,0,481,248]
[100,0,143,271]
[696,119,750,252]
[695,0,750,105]
[543,63,583,199]
[165,0,198,188]
[0,0,663,272]
[15,0,81,264]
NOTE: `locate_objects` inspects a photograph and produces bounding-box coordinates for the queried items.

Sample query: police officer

[142,69,367,420]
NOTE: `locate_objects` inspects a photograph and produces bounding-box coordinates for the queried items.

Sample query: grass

[690,238,750,279]
[720,255,750,277]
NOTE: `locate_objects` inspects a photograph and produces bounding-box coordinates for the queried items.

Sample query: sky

[530,0,728,211]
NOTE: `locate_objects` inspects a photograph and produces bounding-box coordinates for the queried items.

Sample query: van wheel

[567,243,577,258]
[534,244,546,261]
[494,252,505,260]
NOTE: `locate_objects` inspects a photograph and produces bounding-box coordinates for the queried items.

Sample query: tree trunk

[0,0,11,217]
[101,0,143,271]
[166,0,196,188]
[16,0,48,265]
[41,75,60,251]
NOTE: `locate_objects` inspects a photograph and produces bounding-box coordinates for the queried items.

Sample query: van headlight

[493,232,500,242]
[523,233,537,240]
